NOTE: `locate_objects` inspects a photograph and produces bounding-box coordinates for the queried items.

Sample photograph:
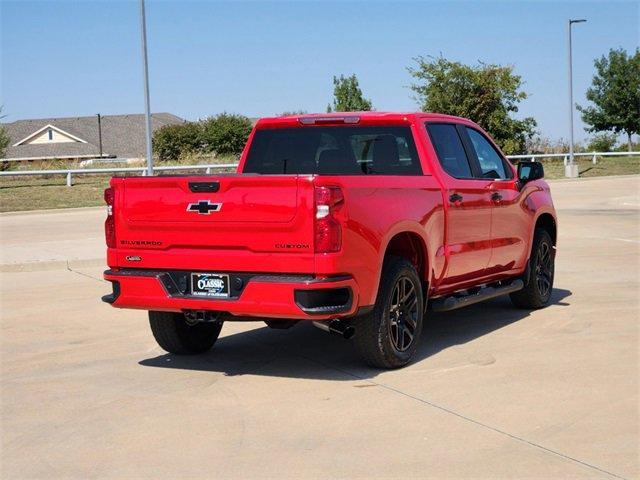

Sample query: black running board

[431,280,524,312]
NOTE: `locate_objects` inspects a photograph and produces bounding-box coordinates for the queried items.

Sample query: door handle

[491,192,503,202]
[449,193,463,203]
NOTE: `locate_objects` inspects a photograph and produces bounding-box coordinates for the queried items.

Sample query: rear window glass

[426,123,473,179]
[243,126,422,175]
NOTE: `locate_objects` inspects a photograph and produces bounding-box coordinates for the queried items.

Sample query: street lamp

[96,113,103,158]
[566,18,587,178]
[139,0,153,176]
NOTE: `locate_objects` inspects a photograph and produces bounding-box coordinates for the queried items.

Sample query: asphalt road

[1,176,638,479]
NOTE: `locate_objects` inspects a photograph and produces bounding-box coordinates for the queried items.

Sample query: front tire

[149,311,222,354]
[510,229,555,309]
[353,257,424,369]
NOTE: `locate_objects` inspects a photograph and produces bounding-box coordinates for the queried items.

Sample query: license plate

[190,273,230,298]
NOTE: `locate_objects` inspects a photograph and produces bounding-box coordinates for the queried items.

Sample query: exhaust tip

[342,325,355,340]
[313,319,355,340]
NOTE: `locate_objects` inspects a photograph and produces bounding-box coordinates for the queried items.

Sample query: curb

[0,206,104,217]
[1,258,105,273]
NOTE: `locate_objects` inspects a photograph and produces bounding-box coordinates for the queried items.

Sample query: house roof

[1,113,185,161]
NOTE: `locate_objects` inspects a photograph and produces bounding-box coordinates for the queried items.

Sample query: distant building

[1,113,184,162]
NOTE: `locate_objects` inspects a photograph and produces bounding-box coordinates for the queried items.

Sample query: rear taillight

[314,186,344,253]
[104,187,116,248]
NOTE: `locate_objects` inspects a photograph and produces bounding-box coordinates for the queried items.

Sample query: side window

[348,130,422,175]
[426,123,473,178]
[466,128,510,179]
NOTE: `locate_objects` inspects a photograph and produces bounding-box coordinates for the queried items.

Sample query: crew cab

[102,112,557,368]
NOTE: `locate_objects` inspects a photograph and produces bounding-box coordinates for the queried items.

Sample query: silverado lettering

[102,112,557,369]
[119,240,163,246]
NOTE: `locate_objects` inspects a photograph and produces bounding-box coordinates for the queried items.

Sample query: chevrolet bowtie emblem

[187,200,222,214]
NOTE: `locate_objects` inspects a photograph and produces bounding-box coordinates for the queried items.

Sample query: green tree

[327,74,372,112]
[408,56,536,154]
[278,110,308,116]
[0,106,9,158]
[577,48,640,151]
[201,113,252,155]
[153,122,202,161]
[586,132,618,152]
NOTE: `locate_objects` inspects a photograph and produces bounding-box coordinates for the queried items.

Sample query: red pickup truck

[102,112,556,368]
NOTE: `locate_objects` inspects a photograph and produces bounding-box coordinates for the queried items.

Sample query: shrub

[586,133,618,152]
[278,110,308,116]
[0,106,9,159]
[614,140,640,152]
[201,113,252,155]
[153,122,202,161]
[0,125,9,159]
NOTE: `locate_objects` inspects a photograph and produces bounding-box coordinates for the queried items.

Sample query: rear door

[426,123,494,285]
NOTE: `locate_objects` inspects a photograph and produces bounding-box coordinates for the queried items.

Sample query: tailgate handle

[189,181,220,193]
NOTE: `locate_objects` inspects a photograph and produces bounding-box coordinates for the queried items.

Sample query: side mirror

[517,161,544,184]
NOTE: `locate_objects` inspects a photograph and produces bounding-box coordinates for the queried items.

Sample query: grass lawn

[1,157,638,213]
[0,175,111,212]
[0,165,238,213]
[541,156,640,179]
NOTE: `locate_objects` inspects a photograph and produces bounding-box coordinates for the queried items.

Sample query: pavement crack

[298,354,628,480]
[66,261,105,283]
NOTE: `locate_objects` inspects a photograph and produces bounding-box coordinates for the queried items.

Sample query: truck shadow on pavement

[139,288,572,380]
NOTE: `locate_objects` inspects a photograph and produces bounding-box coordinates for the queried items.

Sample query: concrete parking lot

[1,176,638,479]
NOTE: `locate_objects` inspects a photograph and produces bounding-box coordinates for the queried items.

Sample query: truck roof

[256,111,474,128]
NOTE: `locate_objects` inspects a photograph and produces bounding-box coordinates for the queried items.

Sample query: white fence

[0,163,238,187]
[507,151,640,164]
[0,152,638,187]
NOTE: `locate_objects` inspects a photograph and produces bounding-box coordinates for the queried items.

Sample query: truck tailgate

[110,174,315,272]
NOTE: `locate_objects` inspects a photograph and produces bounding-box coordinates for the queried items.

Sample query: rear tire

[353,257,424,369]
[148,311,222,354]
[510,229,555,309]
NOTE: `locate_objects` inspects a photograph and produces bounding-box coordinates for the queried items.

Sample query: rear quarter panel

[314,175,444,306]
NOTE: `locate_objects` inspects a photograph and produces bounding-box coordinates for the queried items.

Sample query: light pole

[139,0,153,176]
[566,18,586,178]
[96,113,103,158]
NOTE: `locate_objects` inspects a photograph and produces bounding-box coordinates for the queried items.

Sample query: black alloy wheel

[535,240,553,298]
[388,276,420,352]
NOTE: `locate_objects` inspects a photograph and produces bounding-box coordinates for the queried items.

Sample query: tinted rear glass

[426,123,473,179]
[243,126,422,175]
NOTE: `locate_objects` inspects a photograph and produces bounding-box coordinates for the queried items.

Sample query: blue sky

[1,0,638,142]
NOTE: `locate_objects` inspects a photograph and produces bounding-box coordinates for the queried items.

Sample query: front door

[463,127,529,274]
